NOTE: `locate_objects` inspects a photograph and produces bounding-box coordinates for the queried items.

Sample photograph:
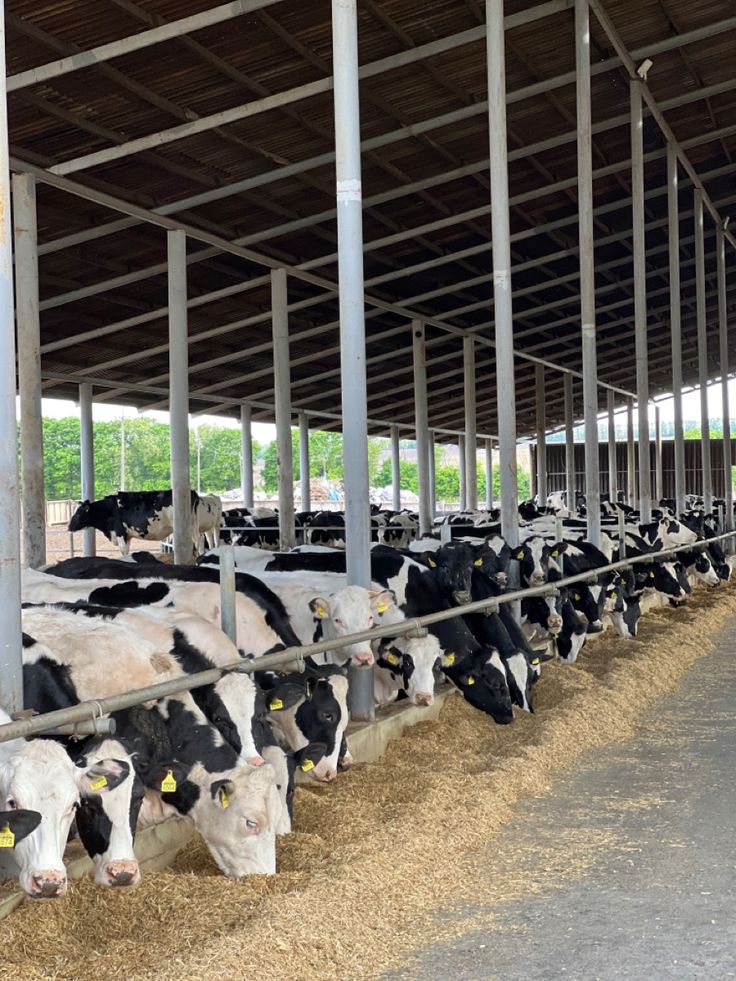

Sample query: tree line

[36,417,531,503]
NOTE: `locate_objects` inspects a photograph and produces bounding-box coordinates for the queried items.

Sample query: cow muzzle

[351,651,374,666]
[453,590,471,605]
[29,871,67,899]
[245,755,266,767]
[413,692,434,707]
[548,613,563,634]
[103,860,140,888]
[587,619,604,633]
[531,573,546,584]
[311,765,337,783]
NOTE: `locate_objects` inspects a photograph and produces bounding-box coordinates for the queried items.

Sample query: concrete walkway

[387,618,736,981]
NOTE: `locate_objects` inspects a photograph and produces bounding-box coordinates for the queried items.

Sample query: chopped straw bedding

[3,585,736,981]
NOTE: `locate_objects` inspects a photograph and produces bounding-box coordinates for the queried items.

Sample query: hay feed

[3,584,735,981]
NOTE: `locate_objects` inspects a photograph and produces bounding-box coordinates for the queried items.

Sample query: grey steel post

[564,372,576,510]
[167,229,193,564]
[412,321,432,535]
[485,439,494,510]
[463,336,478,510]
[240,402,254,508]
[630,80,652,524]
[618,509,627,558]
[428,429,437,520]
[654,405,663,503]
[668,145,686,515]
[332,0,370,594]
[577,0,601,545]
[458,435,467,511]
[298,412,311,513]
[332,0,372,720]
[626,397,636,506]
[218,543,237,644]
[486,0,518,549]
[0,1,22,714]
[717,226,732,530]
[79,382,96,558]
[694,189,713,512]
[607,389,618,503]
[390,424,401,511]
[271,267,296,551]
[13,173,45,569]
[535,363,547,507]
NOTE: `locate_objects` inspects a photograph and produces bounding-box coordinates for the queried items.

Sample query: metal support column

[535,363,547,507]
[240,402,254,509]
[577,0,600,545]
[428,429,437,520]
[412,321,432,536]
[271,267,296,551]
[694,189,713,512]
[717,225,732,530]
[486,0,518,549]
[298,412,310,513]
[458,435,467,511]
[654,405,663,504]
[390,424,401,512]
[485,439,494,511]
[668,144,686,515]
[167,229,193,564]
[564,372,576,510]
[0,0,23,713]
[463,336,478,510]
[79,382,95,558]
[332,0,370,594]
[626,397,636,507]
[607,389,617,503]
[631,80,652,523]
[13,173,45,569]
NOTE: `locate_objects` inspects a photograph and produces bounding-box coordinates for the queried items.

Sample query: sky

[30,376,736,443]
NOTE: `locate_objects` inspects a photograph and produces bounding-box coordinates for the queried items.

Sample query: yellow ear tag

[531,658,541,666]
[89,775,108,792]
[428,557,437,568]
[474,558,483,567]
[219,788,230,809]
[315,605,328,619]
[376,600,389,613]
[551,549,559,557]
[574,593,581,601]
[0,825,15,848]
[300,758,315,773]
[649,571,655,579]
[516,550,524,560]
[466,676,475,686]
[385,652,400,666]
[269,697,284,711]
[443,653,455,666]
[611,592,618,602]
[161,770,177,793]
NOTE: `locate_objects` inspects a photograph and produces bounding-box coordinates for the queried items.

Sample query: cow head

[310,587,395,666]
[73,737,144,888]
[0,739,129,898]
[635,561,689,604]
[376,635,442,706]
[194,673,265,767]
[688,552,721,588]
[67,501,92,533]
[424,542,475,605]
[515,538,565,586]
[184,761,281,877]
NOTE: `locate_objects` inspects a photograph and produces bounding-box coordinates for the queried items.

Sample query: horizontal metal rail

[0,532,731,744]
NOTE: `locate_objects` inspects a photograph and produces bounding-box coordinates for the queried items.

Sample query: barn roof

[7,0,736,439]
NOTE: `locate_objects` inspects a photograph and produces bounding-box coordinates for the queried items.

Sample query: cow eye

[322,712,335,723]
[245,819,259,833]
[5,798,16,810]
[366,615,373,625]
[334,617,343,628]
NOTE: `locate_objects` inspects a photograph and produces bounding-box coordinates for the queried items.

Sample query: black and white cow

[373,634,444,707]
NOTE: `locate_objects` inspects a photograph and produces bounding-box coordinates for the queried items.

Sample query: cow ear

[309,597,330,619]
[554,542,568,554]
[78,758,130,796]
[0,809,42,846]
[266,681,306,712]
[292,742,327,773]
[420,551,437,569]
[144,760,190,794]
[210,778,236,809]
[369,590,393,614]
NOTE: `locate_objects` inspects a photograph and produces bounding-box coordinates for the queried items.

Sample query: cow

[258,666,351,782]
[373,634,443,707]
[0,710,133,897]
[195,494,222,551]
[112,697,282,877]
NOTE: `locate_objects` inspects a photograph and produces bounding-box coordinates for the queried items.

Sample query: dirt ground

[42,526,165,565]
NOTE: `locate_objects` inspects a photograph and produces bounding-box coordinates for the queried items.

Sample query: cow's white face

[212,674,264,765]
[658,518,698,547]
[503,652,532,712]
[313,586,395,665]
[401,635,442,706]
[0,740,125,898]
[75,739,142,888]
[187,761,280,877]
